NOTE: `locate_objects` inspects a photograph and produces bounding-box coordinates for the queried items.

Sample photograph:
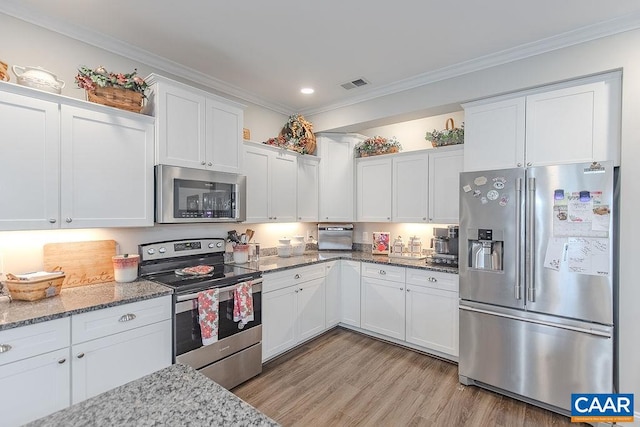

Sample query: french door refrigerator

[458,161,617,415]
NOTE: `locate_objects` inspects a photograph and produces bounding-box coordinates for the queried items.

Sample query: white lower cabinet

[0,296,172,426]
[262,265,326,361]
[325,261,340,327]
[340,260,361,327]
[360,264,406,340]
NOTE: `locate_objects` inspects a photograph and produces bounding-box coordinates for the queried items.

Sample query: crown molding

[299,12,640,117]
[3,2,640,118]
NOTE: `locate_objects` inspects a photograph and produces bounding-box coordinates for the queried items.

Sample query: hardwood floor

[233,328,586,427]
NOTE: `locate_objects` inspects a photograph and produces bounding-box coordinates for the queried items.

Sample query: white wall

[311,28,640,423]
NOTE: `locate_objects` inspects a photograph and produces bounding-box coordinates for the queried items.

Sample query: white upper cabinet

[463,71,621,171]
[393,152,429,223]
[0,82,154,231]
[297,155,320,222]
[356,157,392,222]
[428,147,463,224]
[146,74,244,173]
[243,142,297,223]
[317,133,363,222]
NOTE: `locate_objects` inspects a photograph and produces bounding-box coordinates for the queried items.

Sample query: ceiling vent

[341,77,370,90]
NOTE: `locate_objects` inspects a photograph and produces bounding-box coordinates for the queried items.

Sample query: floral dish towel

[198,288,219,346]
[233,281,254,328]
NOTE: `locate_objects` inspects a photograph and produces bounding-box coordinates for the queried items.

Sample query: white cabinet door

[0,348,71,427]
[340,260,361,327]
[297,156,320,222]
[318,134,361,221]
[205,97,243,173]
[361,276,405,340]
[71,319,172,404]
[0,91,60,230]
[325,261,340,327]
[60,105,154,228]
[153,80,206,169]
[271,151,297,222]
[463,96,526,171]
[244,144,271,222]
[428,147,463,224]
[356,157,392,222]
[405,285,459,357]
[393,153,429,222]
[262,286,297,361]
[297,277,326,342]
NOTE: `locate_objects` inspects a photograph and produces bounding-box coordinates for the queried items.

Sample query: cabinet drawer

[361,262,405,283]
[72,295,171,343]
[263,264,326,293]
[0,317,70,366]
[405,269,459,292]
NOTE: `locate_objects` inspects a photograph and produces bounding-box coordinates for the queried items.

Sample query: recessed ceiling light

[300,87,314,94]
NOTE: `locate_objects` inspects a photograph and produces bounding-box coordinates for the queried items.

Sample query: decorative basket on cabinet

[425,118,464,147]
[75,66,148,113]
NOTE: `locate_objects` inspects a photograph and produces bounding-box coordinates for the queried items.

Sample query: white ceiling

[3,1,640,115]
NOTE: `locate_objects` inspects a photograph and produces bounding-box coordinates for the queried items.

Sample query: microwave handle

[175,278,262,302]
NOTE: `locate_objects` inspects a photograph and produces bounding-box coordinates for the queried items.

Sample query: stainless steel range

[138,238,263,389]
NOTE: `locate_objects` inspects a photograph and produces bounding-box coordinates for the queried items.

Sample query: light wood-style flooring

[233,328,587,427]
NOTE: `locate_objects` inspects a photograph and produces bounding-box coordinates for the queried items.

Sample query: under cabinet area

[0,83,155,231]
[463,71,621,172]
[146,74,245,173]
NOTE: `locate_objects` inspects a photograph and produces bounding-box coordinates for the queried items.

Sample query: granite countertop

[0,280,172,331]
[26,363,280,427]
[242,250,459,275]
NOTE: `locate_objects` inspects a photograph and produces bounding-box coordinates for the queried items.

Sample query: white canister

[233,244,249,264]
[112,254,139,283]
[291,236,305,256]
[277,238,292,258]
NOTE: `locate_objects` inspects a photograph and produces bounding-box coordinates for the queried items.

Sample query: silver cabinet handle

[58,358,66,364]
[428,277,437,283]
[65,218,72,223]
[49,218,57,224]
[299,288,303,292]
[517,162,523,167]
[526,162,532,166]
[0,344,12,353]
[406,288,410,292]
[207,162,212,166]
[423,217,427,221]
[400,287,404,291]
[294,274,301,279]
[119,313,136,322]
[379,270,386,275]
[201,161,206,165]
[77,352,85,359]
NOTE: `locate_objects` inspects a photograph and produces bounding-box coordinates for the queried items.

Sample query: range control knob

[216,242,223,248]
[209,243,215,248]
[147,248,156,255]
[158,247,166,254]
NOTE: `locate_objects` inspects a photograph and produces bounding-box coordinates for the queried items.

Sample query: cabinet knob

[76,352,85,359]
[58,358,66,364]
[0,344,12,353]
[428,277,438,283]
[65,218,72,223]
[526,162,532,167]
[326,217,329,219]
[294,274,301,279]
[49,218,57,224]
[387,217,390,220]
[298,217,302,220]
[517,163,523,167]
[208,162,212,166]
[119,313,137,322]
[201,161,206,165]
[273,216,277,220]
[423,217,427,221]
[379,270,386,275]
[400,287,404,291]
[406,288,410,292]
[299,288,303,292]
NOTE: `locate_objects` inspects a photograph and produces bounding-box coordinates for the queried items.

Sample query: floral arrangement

[263,114,316,154]
[355,136,402,157]
[75,66,149,98]
[425,119,464,147]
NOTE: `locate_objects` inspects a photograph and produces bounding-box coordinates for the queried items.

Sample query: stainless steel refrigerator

[458,161,617,415]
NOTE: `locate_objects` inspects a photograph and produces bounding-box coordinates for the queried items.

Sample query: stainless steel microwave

[155,165,246,223]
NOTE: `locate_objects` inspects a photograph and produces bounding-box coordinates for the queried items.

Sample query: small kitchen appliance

[138,238,262,390]
[318,224,353,250]
[428,226,459,266]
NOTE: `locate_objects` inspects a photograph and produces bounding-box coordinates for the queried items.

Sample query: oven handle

[175,278,263,303]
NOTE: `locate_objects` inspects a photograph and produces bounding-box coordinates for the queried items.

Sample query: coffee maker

[429,226,459,266]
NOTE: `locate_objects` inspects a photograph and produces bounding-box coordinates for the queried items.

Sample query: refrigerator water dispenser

[468,229,503,271]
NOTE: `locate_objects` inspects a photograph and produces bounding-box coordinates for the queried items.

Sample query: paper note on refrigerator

[543,238,567,271]
[566,237,609,276]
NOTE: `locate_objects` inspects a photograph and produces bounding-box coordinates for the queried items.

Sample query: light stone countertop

[0,279,172,331]
[25,363,280,427]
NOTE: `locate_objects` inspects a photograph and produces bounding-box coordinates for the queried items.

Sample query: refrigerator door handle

[515,177,522,300]
[458,305,612,338]
[526,176,536,302]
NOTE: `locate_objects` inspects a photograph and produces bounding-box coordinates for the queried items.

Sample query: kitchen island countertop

[25,363,280,427]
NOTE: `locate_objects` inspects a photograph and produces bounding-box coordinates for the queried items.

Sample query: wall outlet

[362,232,369,242]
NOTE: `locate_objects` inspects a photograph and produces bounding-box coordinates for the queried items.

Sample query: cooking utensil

[246,229,255,242]
[43,240,116,288]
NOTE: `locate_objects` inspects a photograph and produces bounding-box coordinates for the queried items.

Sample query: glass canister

[392,236,404,255]
[409,236,422,257]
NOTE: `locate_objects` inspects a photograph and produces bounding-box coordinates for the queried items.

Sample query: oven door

[173,279,262,370]
[156,164,247,223]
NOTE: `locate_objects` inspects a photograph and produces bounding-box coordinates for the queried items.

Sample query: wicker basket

[87,86,144,113]
[3,273,65,301]
[0,60,8,82]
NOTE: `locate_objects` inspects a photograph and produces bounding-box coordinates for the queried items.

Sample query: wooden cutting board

[43,240,117,288]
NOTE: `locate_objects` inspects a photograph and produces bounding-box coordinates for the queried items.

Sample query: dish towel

[233,280,254,328]
[197,288,219,346]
